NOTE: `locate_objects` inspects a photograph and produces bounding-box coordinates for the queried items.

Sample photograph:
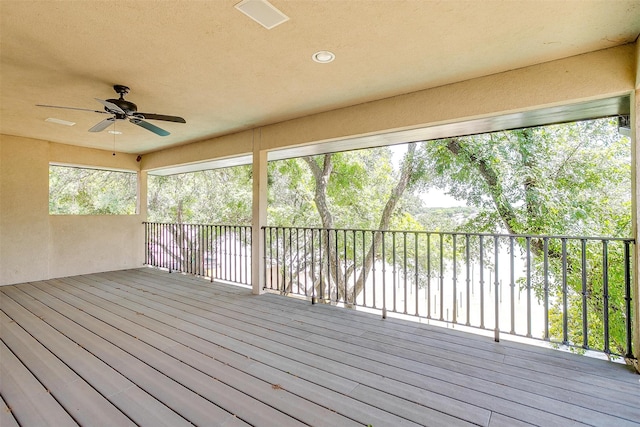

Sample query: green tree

[49,165,137,215]
[148,166,252,224]
[423,118,631,357]
[268,144,427,303]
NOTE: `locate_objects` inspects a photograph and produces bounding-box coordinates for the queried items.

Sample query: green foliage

[148,166,252,224]
[49,165,137,215]
[424,119,630,237]
[423,118,631,356]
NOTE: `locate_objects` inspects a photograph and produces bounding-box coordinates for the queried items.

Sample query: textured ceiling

[1,0,639,154]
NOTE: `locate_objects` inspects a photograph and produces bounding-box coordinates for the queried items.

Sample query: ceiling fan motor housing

[106,85,136,116]
[105,98,138,115]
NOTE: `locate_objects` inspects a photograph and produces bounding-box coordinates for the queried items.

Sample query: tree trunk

[304,143,418,304]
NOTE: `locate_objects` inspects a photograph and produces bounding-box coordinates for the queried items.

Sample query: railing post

[602,240,609,354]
[581,238,589,349]
[543,237,549,340]
[382,231,387,319]
[561,238,568,345]
[494,235,500,342]
[624,240,634,359]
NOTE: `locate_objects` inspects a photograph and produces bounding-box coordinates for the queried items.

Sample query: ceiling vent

[234,0,289,29]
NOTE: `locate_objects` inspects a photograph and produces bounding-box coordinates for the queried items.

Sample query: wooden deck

[1,269,639,427]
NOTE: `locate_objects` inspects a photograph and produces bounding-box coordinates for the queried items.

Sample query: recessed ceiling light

[45,117,75,126]
[108,130,122,135]
[312,50,335,63]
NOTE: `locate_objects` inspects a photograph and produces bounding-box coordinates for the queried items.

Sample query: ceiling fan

[37,85,186,136]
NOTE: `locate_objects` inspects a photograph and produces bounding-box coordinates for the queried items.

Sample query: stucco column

[251,130,268,295]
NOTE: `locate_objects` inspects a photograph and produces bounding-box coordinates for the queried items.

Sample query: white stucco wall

[0,134,143,285]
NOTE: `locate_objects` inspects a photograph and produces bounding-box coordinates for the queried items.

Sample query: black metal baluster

[392,232,397,313]
[382,231,387,319]
[543,237,549,340]
[415,232,419,316]
[165,223,170,272]
[319,228,323,300]
[510,236,515,334]
[581,238,588,348]
[327,229,331,302]
[344,229,348,303]
[427,233,431,320]
[562,238,568,345]
[296,228,301,294]
[452,234,457,323]
[263,227,268,289]
[275,227,280,292]
[403,231,408,314]
[479,235,485,329]
[624,240,633,359]
[311,229,316,303]
[526,236,532,338]
[439,233,444,322]
[466,234,470,326]
[494,235,500,342]
[362,230,367,307]
[244,226,248,284]
[602,240,609,354]
[372,231,377,309]
[353,229,357,306]
[304,228,308,297]
[289,227,293,293]
[335,229,339,302]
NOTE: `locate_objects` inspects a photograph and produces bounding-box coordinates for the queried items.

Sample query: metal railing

[263,226,635,359]
[144,222,251,285]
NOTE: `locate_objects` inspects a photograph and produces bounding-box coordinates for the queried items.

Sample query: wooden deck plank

[64,273,430,426]
[487,413,536,427]
[0,340,77,426]
[90,272,595,426]
[0,310,135,426]
[2,285,249,427]
[66,280,424,425]
[0,292,194,427]
[105,269,640,425]
[14,282,311,427]
[130,268,634,377]
[2,268,639,427]
[0,394,20,427]
[31,278,366,427]
[159,270,640,405]
[93,272,491,426]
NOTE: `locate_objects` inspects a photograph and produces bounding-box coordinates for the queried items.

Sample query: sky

[388,142,467,208]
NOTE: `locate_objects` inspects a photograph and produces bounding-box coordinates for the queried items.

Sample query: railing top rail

[261,225,635,243]
[143,222,634,242]
[144,222,251,228]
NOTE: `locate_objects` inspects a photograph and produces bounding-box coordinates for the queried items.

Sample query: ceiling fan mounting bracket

[113,85,130,98]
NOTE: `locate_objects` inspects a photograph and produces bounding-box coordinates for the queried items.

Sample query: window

[49,165,137,215]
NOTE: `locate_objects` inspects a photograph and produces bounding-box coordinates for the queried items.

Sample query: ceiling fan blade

[88,117,116,132]
[36,104,108,114]
[137,113,186,123]
[94,98,126,115]
[130,118,170,136]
